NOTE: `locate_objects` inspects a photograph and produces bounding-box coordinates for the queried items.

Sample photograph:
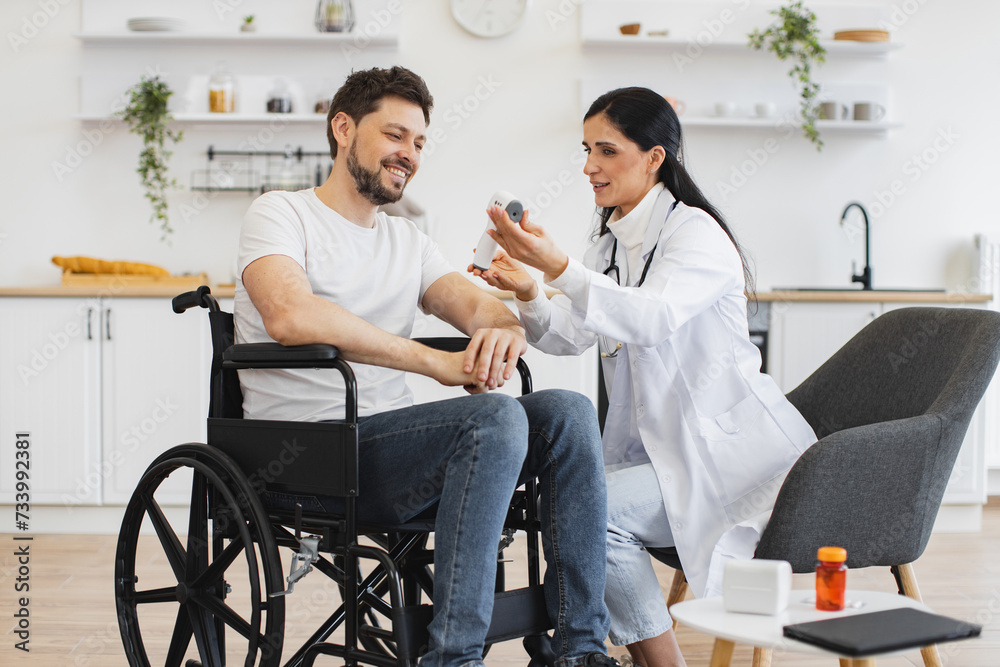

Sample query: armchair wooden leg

[752,647,772,666]
[666,569,689,630]
[709,638,735,667]
[894,563,943,667]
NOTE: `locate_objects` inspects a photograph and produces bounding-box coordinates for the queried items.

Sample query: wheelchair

[113,285,556,667]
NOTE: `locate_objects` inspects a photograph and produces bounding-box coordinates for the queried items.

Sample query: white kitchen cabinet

[768,301,879,393]
[0,297,209,507]
[0,298,102,504]
[101,298,210,505]
[768,299,989,514]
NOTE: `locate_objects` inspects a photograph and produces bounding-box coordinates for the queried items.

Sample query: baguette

[52,255,170,277]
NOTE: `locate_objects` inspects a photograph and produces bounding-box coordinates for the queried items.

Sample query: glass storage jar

[208,62,236,113]
[266,78,293,114]
[315,0,355,33]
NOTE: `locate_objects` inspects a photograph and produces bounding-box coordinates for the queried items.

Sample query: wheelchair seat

[113,286,554,667]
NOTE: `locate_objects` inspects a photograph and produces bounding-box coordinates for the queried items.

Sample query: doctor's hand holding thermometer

[469,87,816,667]
[469,207,568,300]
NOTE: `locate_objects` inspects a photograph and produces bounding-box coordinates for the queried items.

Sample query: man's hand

[462,327,528,389]
[422,273,528,390]
[426,348,489,393]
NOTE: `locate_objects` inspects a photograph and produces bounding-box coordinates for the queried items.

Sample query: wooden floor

[3,500,1000,666]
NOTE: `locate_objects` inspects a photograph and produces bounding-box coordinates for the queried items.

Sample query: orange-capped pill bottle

[815,546,847,611]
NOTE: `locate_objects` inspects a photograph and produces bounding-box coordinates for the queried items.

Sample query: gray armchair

[659,307,1000,666]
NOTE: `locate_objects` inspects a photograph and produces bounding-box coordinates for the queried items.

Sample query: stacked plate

[126,17,187,32]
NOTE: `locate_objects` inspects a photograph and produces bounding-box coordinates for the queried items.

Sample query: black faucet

[840,202,872,290]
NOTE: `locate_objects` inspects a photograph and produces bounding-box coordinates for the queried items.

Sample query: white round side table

[671,589,930,667]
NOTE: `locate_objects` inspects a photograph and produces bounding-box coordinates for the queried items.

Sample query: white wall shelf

[76,0,402,127]
[682,117,901,135]
[582,36,901,57]
[73,32,397,48]
[75,113,329,127]
[579,1,900,141]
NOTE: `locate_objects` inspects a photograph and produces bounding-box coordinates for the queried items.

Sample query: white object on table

[722,559,792,616]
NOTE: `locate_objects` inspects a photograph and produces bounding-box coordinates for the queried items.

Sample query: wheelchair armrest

[413,337,470,353]
[223,342,341,369]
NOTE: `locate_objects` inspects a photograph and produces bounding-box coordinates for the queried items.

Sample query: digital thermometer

[472,190,523,270]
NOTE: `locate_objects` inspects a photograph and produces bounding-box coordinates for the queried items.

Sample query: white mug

[853,102,886,121]
[754,102,777,118]
[818,101,849,120]
[715,101,738,118]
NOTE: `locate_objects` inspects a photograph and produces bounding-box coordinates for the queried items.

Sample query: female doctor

[471,87,817,667]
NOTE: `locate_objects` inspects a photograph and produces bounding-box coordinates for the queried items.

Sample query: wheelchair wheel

[115,444,285,667]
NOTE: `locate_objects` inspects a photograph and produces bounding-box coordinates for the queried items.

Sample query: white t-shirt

[234,188,453,421]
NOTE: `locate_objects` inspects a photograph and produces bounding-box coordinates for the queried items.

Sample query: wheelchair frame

[114,286,554,667]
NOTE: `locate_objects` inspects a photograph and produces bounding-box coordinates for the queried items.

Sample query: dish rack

[190,145,333,194]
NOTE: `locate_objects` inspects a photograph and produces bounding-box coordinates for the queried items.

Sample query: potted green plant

[748,1,827,150]
[117,75,183,239]
[241,15,256,32]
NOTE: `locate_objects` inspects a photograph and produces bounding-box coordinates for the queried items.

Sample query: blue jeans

[605,463,675,646]
[341,389,608,667]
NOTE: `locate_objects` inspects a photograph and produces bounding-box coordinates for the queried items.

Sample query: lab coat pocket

[705,394,764,440]
[700,395,779,506]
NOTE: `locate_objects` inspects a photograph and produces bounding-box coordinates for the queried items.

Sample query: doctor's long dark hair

[585,87,755,297]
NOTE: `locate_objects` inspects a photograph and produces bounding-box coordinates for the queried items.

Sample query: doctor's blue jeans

[605,462,676,646]
[345,389,609,667]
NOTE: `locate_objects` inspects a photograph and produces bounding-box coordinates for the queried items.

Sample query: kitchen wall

[1,0,997,295]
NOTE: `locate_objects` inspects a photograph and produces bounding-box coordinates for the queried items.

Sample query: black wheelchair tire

[115,443,285,667]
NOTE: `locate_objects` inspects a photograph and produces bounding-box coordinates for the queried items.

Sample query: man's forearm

[268,292,447,376]
[245,255,471,386]
[467,296,524,337]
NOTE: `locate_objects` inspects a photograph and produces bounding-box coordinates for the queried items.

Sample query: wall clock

[450,0,530,38]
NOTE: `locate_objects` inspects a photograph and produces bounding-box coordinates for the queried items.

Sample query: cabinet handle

[86,308,93,340]
[104,308,112,340]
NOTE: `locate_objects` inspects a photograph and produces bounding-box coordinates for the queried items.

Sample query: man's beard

[346,142,407,206]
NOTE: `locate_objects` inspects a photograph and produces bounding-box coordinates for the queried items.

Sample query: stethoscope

[599,200,675,358]
[599,240,657,358]
[603,238,658,288]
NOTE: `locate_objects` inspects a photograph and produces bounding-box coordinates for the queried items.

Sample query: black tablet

[782,607,981,657]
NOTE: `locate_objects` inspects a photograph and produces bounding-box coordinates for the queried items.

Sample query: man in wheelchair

[235,66,614,667]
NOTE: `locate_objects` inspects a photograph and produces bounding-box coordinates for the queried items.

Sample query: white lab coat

[516,188,817,598]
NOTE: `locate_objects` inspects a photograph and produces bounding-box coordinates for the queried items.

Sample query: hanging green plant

[748,1,827,150]
[117,75,183,239]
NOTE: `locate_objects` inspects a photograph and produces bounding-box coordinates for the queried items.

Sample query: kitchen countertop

[0,284,223,298]
[0,284,531,300]
[757,290,992,303]
[0,285,992,303]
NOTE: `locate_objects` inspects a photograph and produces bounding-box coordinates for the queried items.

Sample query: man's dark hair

[326,66,434,159]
